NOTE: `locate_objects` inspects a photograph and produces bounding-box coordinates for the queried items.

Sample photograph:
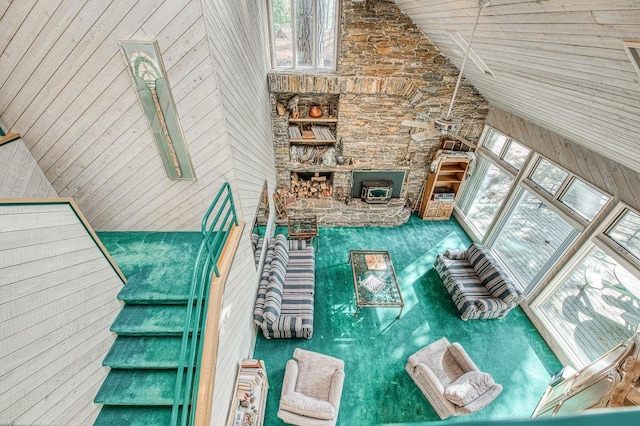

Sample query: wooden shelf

[439,165,467,173]
[419,155,472,220]
[289,117,338,124]
[290,139,336,145]
[227,359,269,426]
[436,177,463,183]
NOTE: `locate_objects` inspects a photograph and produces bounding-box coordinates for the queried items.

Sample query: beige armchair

[406,337,502,419]
[277,348,345,426]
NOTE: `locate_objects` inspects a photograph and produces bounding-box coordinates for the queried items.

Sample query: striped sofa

[253,234,315,339]
[434,243,525,320]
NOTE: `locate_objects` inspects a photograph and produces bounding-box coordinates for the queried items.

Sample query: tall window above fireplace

[268,0,339,71]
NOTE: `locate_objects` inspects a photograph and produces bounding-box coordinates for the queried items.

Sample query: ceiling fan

[404,0,490,144]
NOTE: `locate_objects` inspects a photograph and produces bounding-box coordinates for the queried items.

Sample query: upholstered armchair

[277,348,345,426]
[406,337,502,419]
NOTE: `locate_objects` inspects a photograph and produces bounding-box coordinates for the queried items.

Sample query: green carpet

[254,215,562,425]
[94,231,202,425]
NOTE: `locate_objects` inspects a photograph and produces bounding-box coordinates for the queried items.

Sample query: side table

[288,215,319,252]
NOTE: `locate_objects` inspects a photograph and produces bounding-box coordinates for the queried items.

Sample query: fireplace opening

[291,172,333,199]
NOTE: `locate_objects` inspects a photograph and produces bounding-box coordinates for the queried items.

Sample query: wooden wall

[0,203,124,425]
[0,0,238,231]
[199,1,276,424]
[0,138,58,198]
[486,107,640,214]
[394,0,640,177]
[1,0,276,423]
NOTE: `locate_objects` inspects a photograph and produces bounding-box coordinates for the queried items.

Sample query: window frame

[530,202,640,367]
[487,183,582,293]
[267,0,341,72]
[525,155,612,229]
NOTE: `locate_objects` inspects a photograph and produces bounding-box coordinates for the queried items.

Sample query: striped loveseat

[253,234,315,339]
[434,243,525,320]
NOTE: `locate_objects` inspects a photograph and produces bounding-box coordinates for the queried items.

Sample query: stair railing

[171,182,238,426]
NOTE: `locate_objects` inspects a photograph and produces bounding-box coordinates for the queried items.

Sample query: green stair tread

[117,276,191,303]
[95,369,184,405]
[111,305,197,335]
[95,406,175,426]
[103,336,191,369]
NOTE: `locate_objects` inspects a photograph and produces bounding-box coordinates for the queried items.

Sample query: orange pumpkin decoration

[309,106,323,118]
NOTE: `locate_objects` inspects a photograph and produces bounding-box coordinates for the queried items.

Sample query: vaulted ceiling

[394,0,640,174]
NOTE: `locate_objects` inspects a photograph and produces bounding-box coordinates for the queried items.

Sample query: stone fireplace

[267,0,489,226]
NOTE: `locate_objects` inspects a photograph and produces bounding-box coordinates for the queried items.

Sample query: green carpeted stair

[94,232,202,426]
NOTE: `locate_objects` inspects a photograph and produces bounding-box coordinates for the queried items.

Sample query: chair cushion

[274,234,290,265]
[467,244,520,304]
[270,254,288,289]
[294,349,344,401]
[280,392,336,420]
[263,280,283,324]
[444,371,495,407]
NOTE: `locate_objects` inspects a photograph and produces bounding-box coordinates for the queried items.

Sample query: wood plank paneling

[200,0,275,424]
[394,0,640,175]
[0,0,243,232]
[0,138,58,198]
[1,1,276,424]
[486,107,640,213]
[0,203,123,425]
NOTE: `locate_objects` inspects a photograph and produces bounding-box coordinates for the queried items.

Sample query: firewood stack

[291,172,333,199]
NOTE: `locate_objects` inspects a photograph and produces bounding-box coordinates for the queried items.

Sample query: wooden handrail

[194,222,244,425]
[0,197,127,284]
[0,132,21,146]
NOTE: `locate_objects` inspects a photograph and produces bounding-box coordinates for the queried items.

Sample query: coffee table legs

[353,305,403,318]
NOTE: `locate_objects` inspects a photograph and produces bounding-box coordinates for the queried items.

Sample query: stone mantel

[267,72,421,101]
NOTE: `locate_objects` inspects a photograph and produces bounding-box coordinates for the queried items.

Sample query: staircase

[94,183,238,425]
[94,232,202,425]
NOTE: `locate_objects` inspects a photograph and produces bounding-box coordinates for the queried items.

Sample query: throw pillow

[280,392,335,420]
[444,371,495,407]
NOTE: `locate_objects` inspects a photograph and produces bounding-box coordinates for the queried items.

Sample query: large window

[458,157,514,238]
[455,124,630,370]
[533,207,640,367]
[269,0,338,70]
[457,128,529,239]
[492,188,580,291]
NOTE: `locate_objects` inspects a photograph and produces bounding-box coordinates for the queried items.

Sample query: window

[527,157,610,223]
[481,128,508,156]
[530,158,568,196]
[532,206,640,368]
[458,156,514,238]
[457,127,530,239]
[269,0,339,70]
[606,209,640,260]
[492,188,580,291]
[502,140,529,170]
[560,178,611,222]
[534,244,640,367]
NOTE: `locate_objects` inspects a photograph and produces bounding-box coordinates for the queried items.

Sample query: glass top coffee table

[350,250,404,319]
